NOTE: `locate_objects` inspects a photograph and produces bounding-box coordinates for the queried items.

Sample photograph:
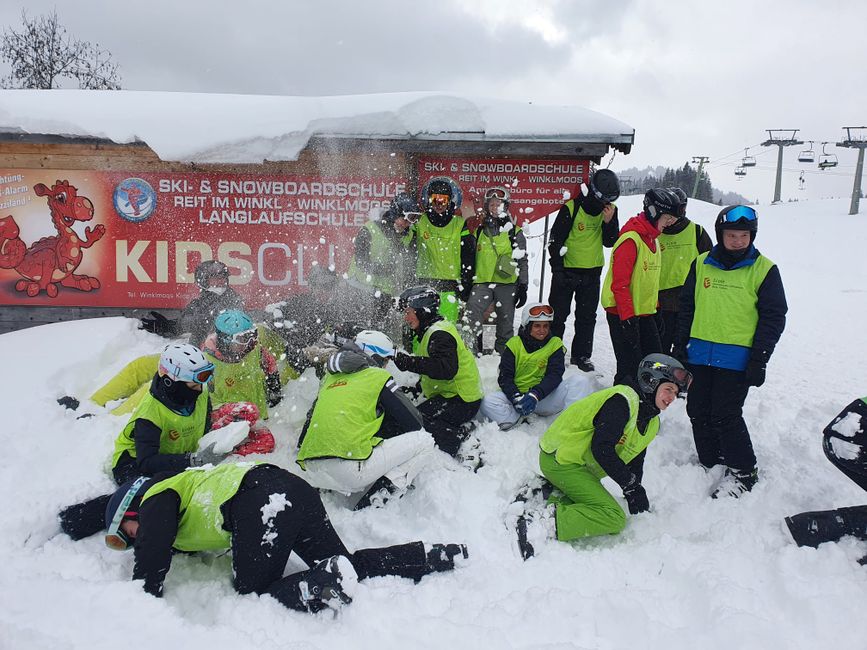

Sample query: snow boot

[785,506,867,548]
[571,357,595,373]
[512,476,555,505]
[711,466,758,499]
[515,504,556,561]
[271,555,357,614]
[499,417,528,432]
[353,476,400,511]
[59,494,112,540]
[424,543,469,572]
[457,433,485,472]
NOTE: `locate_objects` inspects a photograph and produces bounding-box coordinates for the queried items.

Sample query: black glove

[622,476,650,514]
[139,311,176,336]
[745,353,768,387]
[620,317,640,349]
[393,351,414,372]
[514,283,528,309]
[57,396,80,411]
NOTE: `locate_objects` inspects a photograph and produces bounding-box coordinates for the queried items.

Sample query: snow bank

[0,90,634,163]
[0,198,865,649]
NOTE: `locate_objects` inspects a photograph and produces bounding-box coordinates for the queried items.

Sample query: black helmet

[590,169,621,203]
[398,285,440,316]
[421,176,462,216]
[389,192,421,222]
[643,188,681,225]
[194,260,229,290]
[670,187,688,219]
[637,353,692,398]
[715,205,758,243]
[104,476,150,551]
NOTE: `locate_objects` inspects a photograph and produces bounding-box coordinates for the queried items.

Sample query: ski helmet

[389,192,422,222]
[215,309,257,356]
[194,260,229,291]
[637,353,692,398]
[104,476,150,551]
[421,176,462,215]
[355,330,395,365]
[520,302,555,329]
[484,186,511,210]
[643,188,681,225]
[398,285,440,316]
[590,169,621,204]
[715,205,758,243]
[670,187,688,219]
[159,343,215,384]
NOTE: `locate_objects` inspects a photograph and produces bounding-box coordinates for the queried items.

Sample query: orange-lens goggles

[528,304,554,317]
[195,368,214,383]
[105,532,131,551]
[430,193,450,206]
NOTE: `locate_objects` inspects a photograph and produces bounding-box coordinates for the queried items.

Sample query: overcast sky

[1,0,864,205]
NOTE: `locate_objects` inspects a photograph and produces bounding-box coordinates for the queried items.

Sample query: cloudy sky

[1,0,864,205]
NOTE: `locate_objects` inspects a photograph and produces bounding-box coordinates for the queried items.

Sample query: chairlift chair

[818,143,838,170]
[798,142,816,163]
[741,148,756,167]
[734,166,747,177]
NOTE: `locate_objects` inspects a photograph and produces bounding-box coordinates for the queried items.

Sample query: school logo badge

[703,277,712,289]
[577,223,586,231]
[113,178,157,223]
[168,430,180,441]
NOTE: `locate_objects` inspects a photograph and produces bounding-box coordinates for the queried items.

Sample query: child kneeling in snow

[104,462,468,613]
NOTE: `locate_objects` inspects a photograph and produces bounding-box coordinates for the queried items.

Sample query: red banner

[417,156,591,225]
[0,170,406,308]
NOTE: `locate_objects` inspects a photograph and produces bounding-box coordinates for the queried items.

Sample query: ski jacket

[547,191,620,272]
[601,213,663,320]
[499,331,566,399]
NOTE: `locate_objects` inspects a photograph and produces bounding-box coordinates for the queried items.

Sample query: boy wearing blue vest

[547,169,621,372]
[514,354,692,559]
[103,463,468,613]
[675,205,787,498]
[479,302,593,430]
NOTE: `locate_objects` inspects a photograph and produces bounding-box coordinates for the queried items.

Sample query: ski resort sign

[0,169,405,308]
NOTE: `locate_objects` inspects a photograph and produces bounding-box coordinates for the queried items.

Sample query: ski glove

[622,476,650,514]
[190,442,231,467]
[515,392,539,416]
[139,311,176,336]
[393,352,414,372]
[745,353,768,387]
[514,283,528,309]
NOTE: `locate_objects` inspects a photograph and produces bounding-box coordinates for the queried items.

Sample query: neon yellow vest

[348,221,398,295]
[601,231,661,316]
[419,320,483,402]
[296,366,392,467]
[562,201,605,269]
[141,462,259,552]
[505,336,565,393]
[415,213,466,280]
[540,385,659,477]
[205,343,269,418]
[474,227,519,284]
[658,224,701,291]
[111,385,209,468]
[690,252,776,347]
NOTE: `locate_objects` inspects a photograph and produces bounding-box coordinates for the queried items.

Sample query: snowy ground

[1,197,865,650]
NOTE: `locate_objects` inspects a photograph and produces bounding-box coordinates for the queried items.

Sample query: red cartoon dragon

[0,179,105,297]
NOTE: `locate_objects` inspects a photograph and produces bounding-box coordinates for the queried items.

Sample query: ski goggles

[160,361,215,384]
[429,193,451,208]
[484,187,510,202]
[721,206,757,223]
[527,304,555,318]
[190,363,216,384]
[229,327,258,347]
[105,476,148,551]
[671,366,693,392]
[401,211,423,223]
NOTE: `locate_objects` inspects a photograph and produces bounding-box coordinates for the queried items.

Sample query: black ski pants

[685,364,755,471]
[655,309,677,356]
[224,466,434,611]
[417,396,481,457]
[548,268,602,362]
[606,312,661,386]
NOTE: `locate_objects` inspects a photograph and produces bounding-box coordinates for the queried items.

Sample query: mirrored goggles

[105,477,147,551]
[430,193,451,207]
[722,206,757,223]
[484,187,509,201]
[528,304,555,318]
[230,328,258,347]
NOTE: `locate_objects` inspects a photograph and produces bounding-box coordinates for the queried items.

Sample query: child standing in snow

[104,462,468,613]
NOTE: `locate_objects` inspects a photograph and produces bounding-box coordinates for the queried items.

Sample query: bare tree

[0,9,121,89]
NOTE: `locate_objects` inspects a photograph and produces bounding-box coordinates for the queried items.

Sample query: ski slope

[0,197,865,650]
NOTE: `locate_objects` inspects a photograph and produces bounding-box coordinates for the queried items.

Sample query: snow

[1,197,866,649]
[0,90,633,163]
[197,420,251,455]
[831,411,863,438]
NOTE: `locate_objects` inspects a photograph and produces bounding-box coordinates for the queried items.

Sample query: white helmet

[521,302,555,329]
[159,343,215,384]
[355,330,395,362]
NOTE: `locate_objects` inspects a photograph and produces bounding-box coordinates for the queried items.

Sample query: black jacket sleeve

[751,265,788,358]
[396,330,459,380]
[132,419,193,476]
[352,226,373,272]
[675,260,698,348]
[497,347,520,398]
[696,224,713,254]
[589,394,634,489]
[459,228,476,292]
[377,378,424,438]
[546,204,573,272]
[529,348,566,400]
[601,207,620,248]
[133,489,180,597]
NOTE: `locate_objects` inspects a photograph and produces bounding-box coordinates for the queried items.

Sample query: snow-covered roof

[0,90,634,164]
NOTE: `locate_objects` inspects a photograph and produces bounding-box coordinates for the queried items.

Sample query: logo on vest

[423,231,431,240]
[703,277,712,289]
[327,380,348,389]
[225,377,235,387]
[660,242,667,251]
[643,260,648,271]
[168,430,180,441]
[577,223,586,231]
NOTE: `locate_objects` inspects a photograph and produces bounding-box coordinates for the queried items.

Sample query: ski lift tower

[762,129,803,203]
[837,126,867,215]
